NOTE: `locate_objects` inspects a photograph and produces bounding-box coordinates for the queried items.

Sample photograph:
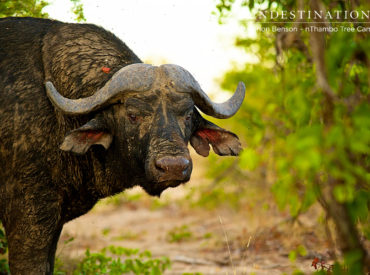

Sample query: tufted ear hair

[190,116,242,157]
[60,117,112,154]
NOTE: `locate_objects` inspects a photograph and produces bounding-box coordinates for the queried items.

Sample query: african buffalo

[0,17,245,274]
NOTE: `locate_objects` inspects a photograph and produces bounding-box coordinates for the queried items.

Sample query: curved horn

[45,63,155,115]
[161,64,246,119]
[191,81,246,119]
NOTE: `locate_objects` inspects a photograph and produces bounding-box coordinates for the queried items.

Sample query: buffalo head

[45,64,245,196]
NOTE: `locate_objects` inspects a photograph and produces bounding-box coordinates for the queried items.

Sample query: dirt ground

[56,154,333,274]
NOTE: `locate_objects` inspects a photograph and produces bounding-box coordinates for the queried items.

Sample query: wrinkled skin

[0,17,242,274]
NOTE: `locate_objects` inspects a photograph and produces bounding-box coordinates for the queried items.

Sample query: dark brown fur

[0,17,142,274]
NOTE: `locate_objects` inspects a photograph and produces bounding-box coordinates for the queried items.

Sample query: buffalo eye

[185,111,193,121]
[128,113,138,123]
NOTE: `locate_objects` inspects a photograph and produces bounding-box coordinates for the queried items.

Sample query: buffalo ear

[190,118,242,157]
[60,118,112,154]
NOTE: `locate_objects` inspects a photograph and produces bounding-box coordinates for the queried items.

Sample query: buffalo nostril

[155,157,190,175]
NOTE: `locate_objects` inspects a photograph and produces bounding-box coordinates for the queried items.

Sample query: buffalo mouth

[141,179,188,197]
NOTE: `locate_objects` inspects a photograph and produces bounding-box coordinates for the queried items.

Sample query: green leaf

[289,250,297,262]
[333,184,355,203]
[239,148,260,171]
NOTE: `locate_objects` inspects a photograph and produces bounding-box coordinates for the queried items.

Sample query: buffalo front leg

[4,202,63,275]
[6,222,63,275]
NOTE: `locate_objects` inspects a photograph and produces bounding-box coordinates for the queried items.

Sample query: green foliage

[54,257,69,275]
[343,249,364,275]
[72,246,170,275]
[0,223,9,274]
[70,0,86,22]
[102,227,111,236]
[288,245,307,262]
[53,235,171,274]
[0,0,85,22]
[166,225,193,243]
[0,0,49,18]
[112,230,142,241]
[212,0,370,271]
[0,225,7,254]
[215,0,370,210]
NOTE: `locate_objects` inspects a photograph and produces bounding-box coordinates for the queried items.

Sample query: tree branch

[309,0,337,105]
